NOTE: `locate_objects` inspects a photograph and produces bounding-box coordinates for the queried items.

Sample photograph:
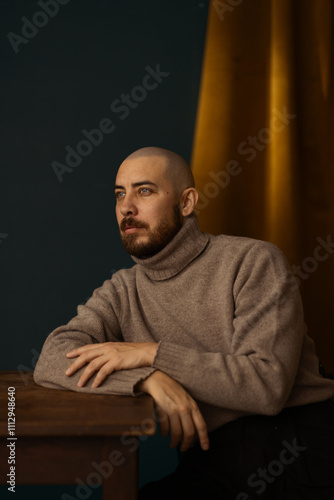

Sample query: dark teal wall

[0,0,209,496]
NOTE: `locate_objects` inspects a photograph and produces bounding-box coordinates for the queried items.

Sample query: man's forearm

[34,332,157,396]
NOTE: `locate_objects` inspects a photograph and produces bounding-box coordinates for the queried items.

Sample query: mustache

[120,217,149,231]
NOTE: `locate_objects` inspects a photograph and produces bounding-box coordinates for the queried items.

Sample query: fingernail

[202,442,209,450]
[65,369,71,375]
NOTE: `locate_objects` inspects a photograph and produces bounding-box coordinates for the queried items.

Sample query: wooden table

[0,371,156,499]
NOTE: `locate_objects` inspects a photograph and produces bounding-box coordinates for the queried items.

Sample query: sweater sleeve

[152,242,306,415]
[33,276,155,395]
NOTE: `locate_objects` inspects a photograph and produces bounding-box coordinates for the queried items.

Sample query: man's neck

[131,214,209,281]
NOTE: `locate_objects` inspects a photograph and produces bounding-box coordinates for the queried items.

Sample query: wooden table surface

[0,371,156,436]
[0,371,156,499]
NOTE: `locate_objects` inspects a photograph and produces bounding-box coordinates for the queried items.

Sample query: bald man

[115,147,197,259]
[34,147,334,500]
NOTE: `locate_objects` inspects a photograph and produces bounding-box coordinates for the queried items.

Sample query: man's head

[114,147,198,258]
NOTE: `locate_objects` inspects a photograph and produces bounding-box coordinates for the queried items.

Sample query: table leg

[102,436,139,500]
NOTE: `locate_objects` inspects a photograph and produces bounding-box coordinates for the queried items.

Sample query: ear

[180,188,199,216]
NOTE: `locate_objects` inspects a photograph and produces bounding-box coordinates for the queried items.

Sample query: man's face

[114,156,183,258]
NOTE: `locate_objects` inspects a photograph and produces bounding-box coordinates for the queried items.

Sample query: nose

[119,194,138,217]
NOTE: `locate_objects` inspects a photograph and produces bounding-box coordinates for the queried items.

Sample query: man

[34,147,334,499]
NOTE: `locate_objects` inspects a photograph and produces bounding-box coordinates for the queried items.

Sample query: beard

[119,204,183,259]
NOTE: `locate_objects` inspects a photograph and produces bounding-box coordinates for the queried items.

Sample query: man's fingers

[91,361,115,388]
[178,410,196,452]
[66,344,103,358]
[77,356,111,387]
[139,371,209,452]
[191,406,209,451]
[171,401,209,452]
[156,407,170,437]
[168,412,183,449]
[65,348,109,376]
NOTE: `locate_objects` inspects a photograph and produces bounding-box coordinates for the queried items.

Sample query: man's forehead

[116,155,168,183]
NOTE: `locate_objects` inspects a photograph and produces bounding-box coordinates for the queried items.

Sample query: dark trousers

[139,399,334,500]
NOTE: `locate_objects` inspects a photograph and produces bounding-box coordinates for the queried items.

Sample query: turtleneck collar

[131,213,209,281]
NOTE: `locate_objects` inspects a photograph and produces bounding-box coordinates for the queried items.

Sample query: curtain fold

[191,0,334,372]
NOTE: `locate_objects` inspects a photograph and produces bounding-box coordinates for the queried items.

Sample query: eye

[115,191,125,200]
[139,187,152,195]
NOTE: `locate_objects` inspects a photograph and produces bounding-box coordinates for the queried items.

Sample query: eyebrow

[114,181,159,190]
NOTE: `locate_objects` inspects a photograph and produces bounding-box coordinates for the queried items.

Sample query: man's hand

[65,342,158,388]
[137,370,209,453]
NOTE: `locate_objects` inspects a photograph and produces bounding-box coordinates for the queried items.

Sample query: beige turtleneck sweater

[34,214,334,432]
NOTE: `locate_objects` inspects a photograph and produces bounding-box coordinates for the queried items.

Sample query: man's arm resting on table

[66,341,209,452]
[34,278,161,395]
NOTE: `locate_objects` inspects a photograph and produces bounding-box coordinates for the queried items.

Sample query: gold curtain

[191,0,334,372]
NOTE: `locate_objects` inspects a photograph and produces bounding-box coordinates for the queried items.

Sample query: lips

[121,218,148,234]
[124,226,144,235]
